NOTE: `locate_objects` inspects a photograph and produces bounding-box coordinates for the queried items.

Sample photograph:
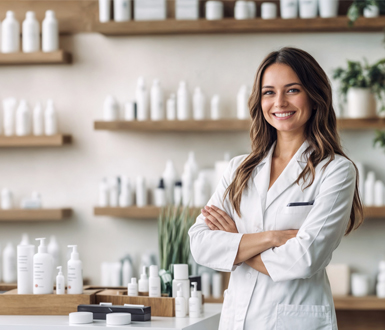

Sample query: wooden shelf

[0,135,72,147]
[337,118,385,130]
[363,207,385,218]
[93,16,385,36]
[94,206,161,219]
[334,296,385,310]
[0,208,72,221]
[0,50,71,65]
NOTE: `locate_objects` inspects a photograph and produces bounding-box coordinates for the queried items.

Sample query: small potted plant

[333,58,385,118]
[347,0,385,25]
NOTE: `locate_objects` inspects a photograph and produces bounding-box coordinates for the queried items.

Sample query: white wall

[0,32,384,289]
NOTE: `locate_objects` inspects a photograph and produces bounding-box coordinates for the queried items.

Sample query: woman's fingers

[202,209,226,231]
[209,205,233,226]
[203,205,238,234]
[204,206,229,227]
[205,218,220,231]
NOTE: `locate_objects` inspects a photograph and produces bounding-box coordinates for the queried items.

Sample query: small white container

[189,282,200,318]
[136,176,147,207]
[42,10,59,52]
[176,0,199,20]
[16,100,32,136]
[103,95,120,121]
[212,272,223,298]
[138,266,149,294]
[33,238,54,294]
[17,241,34,294]
[106,313,131,326]
[174,181,182,205]
[134,0,166,21]
[119,176,133,207]
[56,266,65,294]
[347,88,376,119]
[124,101,135,121]
[44,99,58,136]
[149,265,161,297]
[154,178,166,207]
[175,283,187,317]
[67,245,83,294]
[351,273,369,297]
[3,243,16,283]
[128,277,138,296]
[136,77,149,121]
[318,0,338,18]
[235,1,250,20]
[377,282,385,298]
[210,94,221,120]
[99,0,111,22]
[299,0,317,18]
[69,312,93,324]
[150,79,164,121]
[194,172,210,207]
[172,264,190,313]
[1,188,13,210]
[33,102,44,136]
[22,11,40,53]
[374,180,384,206]
[205,1,224,20]
[162,160,178,205]
[99,178,109,207]
[114,0,131,21]
[2,11,20,53]
[166,94,177,120]
[177,81,191,120]
[193,87,206,120]
[248,1,257,18]
[3,98,17,136]
[364,171,375,206]
[280,0,298,19]
[261,2,277,19]
[364,4,380,18]
[237,85,250,119]
[109,177,119,207]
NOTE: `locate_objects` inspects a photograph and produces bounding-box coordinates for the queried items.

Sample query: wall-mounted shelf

[363,207,385,218]
[0,50,71,65]
[0,208,72,221]
[93,16,385,36]
[0,135,72,148]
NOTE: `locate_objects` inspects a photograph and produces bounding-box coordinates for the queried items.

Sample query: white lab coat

[188,139,356,330]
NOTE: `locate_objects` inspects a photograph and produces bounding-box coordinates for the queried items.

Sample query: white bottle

[364,171,375,206]
[237,85,250,119]
[201,272,210,297]
[99,0,111,22]
[193,87,206,120]
[166,94,176,120]
[149,265,161,297]
[136,176,147,207]
[1,188,13,209]
[3,242,16,283]
[182,169,194,207]
[122,258,134,286]
[1,11,20,53]
[33,238,54,294]
[56,266,65,294]
[375,180,384,206]
[138,266,149,294]
[119,176,133,207]
[42,10,59,52]
[189,282,200,318]
[194,172,210,207]
[128,277,138,296]
[48,235,61,275]
[210,94,221,120]
[22,11,40,53]
[185,151,199,180]
[162,160,178,205]
[175,283,187,318]
[67,245,83,294]
[234,1,249,19]
[33,102,44,136]
[3,98,17,136]
[114,0,131,21]
[16,100,32,136]
[124,101,135,121]
[99,178,109,207]
[151,79,164,121]
[136,77,149,121]
[174,181,182,206]
[17,236,35,294]
[109,177,119,207]
[103,95,120,121]
[172,264,190,313]
[154,178,166,207]
[212,272,223,298]
[44,99,58,136]
[177,81,190,120]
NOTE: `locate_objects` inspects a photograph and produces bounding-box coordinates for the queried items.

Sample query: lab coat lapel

[265,139,311,212]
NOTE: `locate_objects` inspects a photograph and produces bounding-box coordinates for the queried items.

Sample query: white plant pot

[299,0,317,18]
[347,87,377,118]
[280,0,298,19]
[319,0,339,18]
[363,4,379,18]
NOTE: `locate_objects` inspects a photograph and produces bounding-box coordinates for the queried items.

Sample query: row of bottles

[1,189,42,210]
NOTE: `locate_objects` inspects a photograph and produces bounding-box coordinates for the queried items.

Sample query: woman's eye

[288,88,299,93]
[263,91,273,95]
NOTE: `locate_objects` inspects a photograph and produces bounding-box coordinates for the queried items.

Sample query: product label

[34,262,45,288]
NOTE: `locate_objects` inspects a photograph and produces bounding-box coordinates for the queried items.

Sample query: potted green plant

[347,0,385,25]
[333,58,385,118]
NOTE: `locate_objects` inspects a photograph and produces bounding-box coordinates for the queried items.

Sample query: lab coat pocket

[275,205,313,230]
[218,289,233,330]
[276,304,332,330]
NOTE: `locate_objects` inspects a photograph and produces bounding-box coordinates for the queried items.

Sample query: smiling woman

[188,47,364,330]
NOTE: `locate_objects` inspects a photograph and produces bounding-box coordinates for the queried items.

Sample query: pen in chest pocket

[286,200,315,207]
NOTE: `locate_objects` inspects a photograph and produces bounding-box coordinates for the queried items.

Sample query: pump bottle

[33,238,54,294]
[138,266,149,295]
[149,265,161,297]
[67,245,83,294]
[56,266,65,294]
[128,278,138,296]
[175,283,187,318]
[189,282,200,318]
[17,236,34,294]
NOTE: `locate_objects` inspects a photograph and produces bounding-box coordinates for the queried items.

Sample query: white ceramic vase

[299,0,317,18]
[319,0,339,18]
[347,87,377,118]
[280,0,298,19]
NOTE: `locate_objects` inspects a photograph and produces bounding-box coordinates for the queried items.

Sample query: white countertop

[0,303,222,330]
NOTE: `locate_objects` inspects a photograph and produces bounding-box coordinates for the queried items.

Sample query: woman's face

[261,63,313,135]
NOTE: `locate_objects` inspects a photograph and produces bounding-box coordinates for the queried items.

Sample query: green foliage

[158,204,199,271]
[333,58,385,111]
[347,0,385,26]
[373,129,385,149]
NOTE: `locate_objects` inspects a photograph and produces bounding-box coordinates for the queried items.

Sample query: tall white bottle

[16,100,32,136]
[67,245,83,294]
[177,81,190,120]
[149,265,161,297]
[1,11,20,53]
[33,238,54,294]
[138,266,149,295]
[1,188,14,209]
[119,176,133,207]
[114,0,131,21]
[189,282,200,318]
[136,77,149,121]
[150,79,164,121]
[193,87,206,120]
[210,94,221,120]
[172,264,190,313]
[56,266,65,294]
[162,160,178,205]
[42,10,59,52]
[375,180,384,206]
[48,235,61,274]
[166,94,176,120]
[22,11,40,53]
[99,177,109,207]
[237,85,250,119]
[109,177,119,207]
[364,171,375,206]
[175,283,187,318]
[3,98,17,136]
[44,99,58,135]
[17,236,35,294]
[33,102,44,136]
[3,242,16,283]
[136,176,147,207]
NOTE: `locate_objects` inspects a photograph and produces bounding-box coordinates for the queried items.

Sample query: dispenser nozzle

[57,266,63,275]
[36,238,47,253]
[68,245,79,260]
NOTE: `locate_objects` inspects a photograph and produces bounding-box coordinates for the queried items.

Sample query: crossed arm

[201,205,298,276]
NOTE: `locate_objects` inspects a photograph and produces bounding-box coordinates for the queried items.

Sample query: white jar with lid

[261,3,277,19]
[234,1,249,20]
[280,0,298,19]
[299,0,317,19]
[205,1,224,20]
[318,0,338,18]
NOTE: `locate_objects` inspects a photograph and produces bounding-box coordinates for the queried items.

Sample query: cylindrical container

[299,0,317,18]
[3,98,17,136]
[247,1,257,18]
[235,1,249,20]
[17,243,35,294]
[364,4,379,18]
[150,79,164,121]
[172,264,190,313]
[103,95,119,121]
[351,273,369,297]
[124,101,135,121]
[33,238,54,294]
[261,2,277,19]
[177,81,190,120]
[16,100,32,136]
[149,265,161,297]
[237,85,250,119]
[154,179,166,207]
[210,95,221,120]
[44,99,58,136]
[33,102,44,136]
[3,243,16,283]
[56,266,65,294]
[1,188,13,210]
[193,87,206,120]
[67,245,83,294]
[201,272,211,297]
[212,272,223,298]
[374,180,384,206]
[42,10,59,52]
[99,0,111,22]
[2,11,20,53]
[109,177,119,207]
[347,88,377,118]
[99,178,109,207]
[128,277,138,296]
[167,94,176,120]
[114,0,131,21]
[182,170,194,207]
[119,176,133,207]
[280,0,298,19]
[364,171,375,206]
[319,0,338,18]
[136,176,147,207]
[163,160,178,205]
[22,11,40,53]
[106,313,131,326]
[174,181,182,205]
[136,77,149,121]
[205,1,224,20]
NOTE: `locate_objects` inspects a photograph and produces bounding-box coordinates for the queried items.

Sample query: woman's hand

[201,205,239,233]
[271,230,298,247]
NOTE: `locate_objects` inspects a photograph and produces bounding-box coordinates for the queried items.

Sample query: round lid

[106,313,131,325]
[69,312,93,324]
[174,264,188,280]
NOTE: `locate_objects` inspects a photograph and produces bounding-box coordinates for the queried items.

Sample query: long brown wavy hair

[224,47,363,235]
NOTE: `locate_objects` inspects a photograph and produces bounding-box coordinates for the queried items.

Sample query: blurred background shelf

[0,208,72,221]
[363,207,385,218]
[0,135,72,147]
[93,17,385,36]
[0,50,71,65]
